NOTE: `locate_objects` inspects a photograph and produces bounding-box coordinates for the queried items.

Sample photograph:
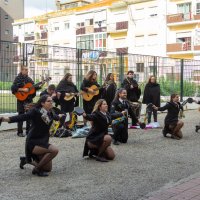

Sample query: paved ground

[1,109,200,200]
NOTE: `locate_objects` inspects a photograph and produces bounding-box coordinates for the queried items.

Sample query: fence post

[119,53,124,86]
[180,59,184,102]
[153,56,157,76]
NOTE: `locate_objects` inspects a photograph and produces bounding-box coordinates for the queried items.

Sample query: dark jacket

[142,83,160,107]
[56,80,79,112]
[80,79,101,114]
[40,89,60,107]
[158,102,183,125]
[9,107,59,161]
[122,78,141,102]
[102,81,117,112]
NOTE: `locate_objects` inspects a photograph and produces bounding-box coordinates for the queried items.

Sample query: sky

[24,0,56,18]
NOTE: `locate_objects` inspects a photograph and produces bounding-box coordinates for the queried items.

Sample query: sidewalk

[142,175,200,200]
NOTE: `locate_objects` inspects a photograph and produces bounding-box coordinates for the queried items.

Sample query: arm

[82,113,97,121]
[80,80,89,92]
[110,112,123,120]
[157,103,170,112]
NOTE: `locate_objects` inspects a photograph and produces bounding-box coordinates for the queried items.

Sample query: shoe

[171,135,181,140]
[0,117,3,126]
[17,132,25,137]
[96,156,108,162]
[162,129,167,137]
[32,168,49,177]
[113,140,120,145]
[88,149,97,159]
[195,126,200,133]
[19,156,26,169]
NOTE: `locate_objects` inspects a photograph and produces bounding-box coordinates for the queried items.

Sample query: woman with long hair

[80,70,101,125]
[153,93,184,139]
[142,75,160,124]
[102,73,117,112]
[82,99,125,162]
[56,73,79,119]
[0,95,63,176]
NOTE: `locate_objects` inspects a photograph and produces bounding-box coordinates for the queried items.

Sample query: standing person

[110,88,139,145]
[102,73,117,112]
[142,76,160,124]
[153,93,184,140]
[56,73,79,120]
[80,70,101,125]
[0,95,62,176]
[122,70,141,119]
[11,65,43,137]
[82,99,125,162]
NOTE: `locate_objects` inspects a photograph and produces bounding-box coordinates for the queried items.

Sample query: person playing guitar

[80,70,101,126]
[11,65,44,137]
[56,73,79,121]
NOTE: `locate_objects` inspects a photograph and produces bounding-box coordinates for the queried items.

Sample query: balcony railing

[167,12,200,24]
[76,27,85,35]
[167,42,191,52]
[13,36,18,42]
[116,47,128,55]
[24,35,35,41]
[41,32,48,39]
[107,21,128,33]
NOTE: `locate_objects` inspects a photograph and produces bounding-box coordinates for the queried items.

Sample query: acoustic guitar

[15,77,51,101]
[64,92,81,101]
[81,85,101,101]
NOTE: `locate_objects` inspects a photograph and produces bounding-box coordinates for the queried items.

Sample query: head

[36,95,53,111]
[21,66,28,76]
[170,93,180,103]
[148,75,157,84]
[93,99,108,113]
[114,88,127,101]
[105,73,114,82]
[127,70,134,79]
[63,73,72,82]
[85,70,97,82]
[47,84,56,95]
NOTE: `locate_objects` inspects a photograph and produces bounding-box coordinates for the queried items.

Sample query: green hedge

[0,82,13,90]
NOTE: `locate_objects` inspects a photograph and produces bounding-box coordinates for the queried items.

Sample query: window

[136,63,144,72]
[5,15,8,19]
[94,33,106,51]
[5,30,9,35]
[76,35,94,50]
[64,22,70,30]
[85,19,93,26]
[54,23,59,31]
[135,35,144,47]
[177,3,191,20]
[135,8,144,20]
[149,6,158,17]
[76,22,85,28]
[197,3,200,14]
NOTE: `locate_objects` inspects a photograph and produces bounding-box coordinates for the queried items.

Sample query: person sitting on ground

[110,88,139,145]
[0,95,64,176]
[153,93,184,140]
[82,99,126,162]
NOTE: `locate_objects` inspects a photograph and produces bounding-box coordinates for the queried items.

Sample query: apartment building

[166,0,200,60]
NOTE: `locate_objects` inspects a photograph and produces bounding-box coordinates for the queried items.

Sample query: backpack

[54,128,72,138]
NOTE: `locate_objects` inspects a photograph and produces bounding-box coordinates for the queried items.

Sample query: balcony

[107,21,128,33]
[167,12,200,26]
[85,26,94,34]
[194,45,200,51]
[41,32,48,39]
[13,36,18,42]
[116,47,128,55]
[76,27,85,35]
[94,27,107,33]
[24,35,35,41]
[167,42,191,52]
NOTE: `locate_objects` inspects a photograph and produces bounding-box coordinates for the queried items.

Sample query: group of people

[0,65,187,176]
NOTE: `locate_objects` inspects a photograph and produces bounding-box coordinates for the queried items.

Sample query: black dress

[56,80,79,113]
[80,79,101,114]
[9,107,59,162]
[157,101,183,126]
[102,81,117,112]
[83,111,122,157]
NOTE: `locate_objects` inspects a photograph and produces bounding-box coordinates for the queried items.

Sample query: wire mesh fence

[0,40,200,113]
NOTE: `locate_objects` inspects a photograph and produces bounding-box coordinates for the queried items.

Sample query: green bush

[0,82,13,90]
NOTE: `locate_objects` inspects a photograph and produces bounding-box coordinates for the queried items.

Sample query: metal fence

[0,40,200,113]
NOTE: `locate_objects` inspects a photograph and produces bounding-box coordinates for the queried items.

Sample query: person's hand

[152,105,158,110]
[57,92,61,99]
[51,92,56,98]
[121,111,127,116]
[65,93,71,97]
[58,114,65,119]
[22,88,29,93]
[82,112,87,117]
[193,100,198,104]
[130,85,133,89]
[88,89,95,94]
[1,117,10,122]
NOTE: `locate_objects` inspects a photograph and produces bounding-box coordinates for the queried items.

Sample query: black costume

[11,73,40,134]
[9,107,59,162]
[80,79,101,114]
[142,82,160,123]
[56,80,79,113]
[122,77,141,102]
[157,101,183,133]
[83,110,122,157]
[110,99,138,143]
[102,80,117,112]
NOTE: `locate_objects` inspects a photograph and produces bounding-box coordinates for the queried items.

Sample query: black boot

[195,126,200,133]
[20,156,27,169]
